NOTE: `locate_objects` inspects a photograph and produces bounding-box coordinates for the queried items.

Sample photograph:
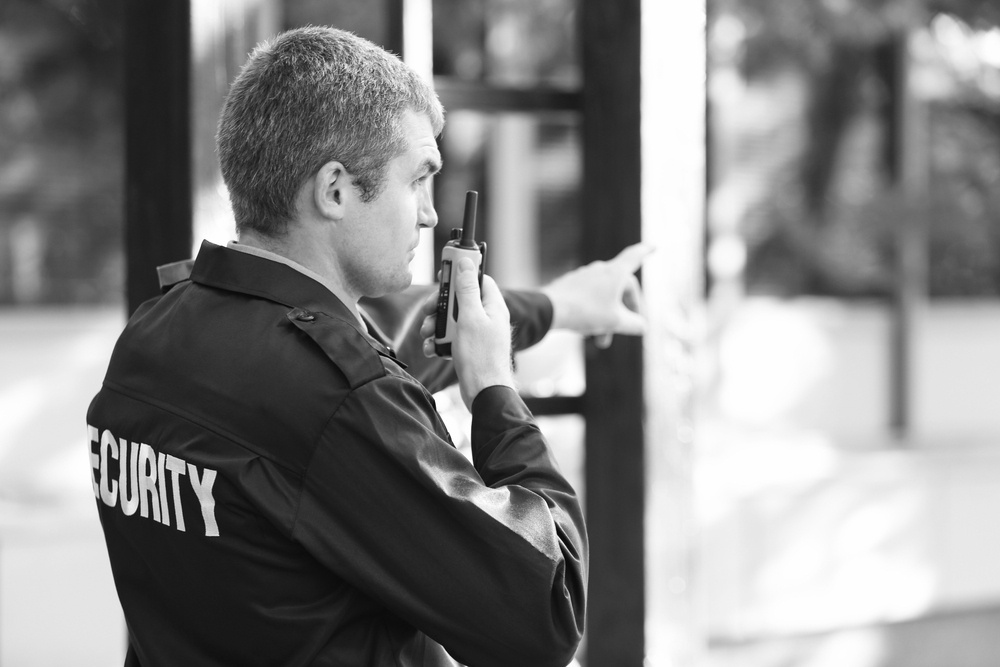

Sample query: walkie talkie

[434,190,486,358]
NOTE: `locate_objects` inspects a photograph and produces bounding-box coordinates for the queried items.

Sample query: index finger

[609,242,655,273]
[419,285,438,316]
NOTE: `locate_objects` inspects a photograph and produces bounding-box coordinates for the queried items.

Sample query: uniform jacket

[86,241,588,667]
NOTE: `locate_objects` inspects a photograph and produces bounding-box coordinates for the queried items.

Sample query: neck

[237,227,363,317]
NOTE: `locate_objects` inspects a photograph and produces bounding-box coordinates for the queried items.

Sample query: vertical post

[581,1,645,664]
[487,119,540,289]
[385,0,433,75]
[642,1,706,665]
[124,1,192,315]
[385,0,404,55]
[386,0,437,282]
[582,0,705,664]
[886,30,928,439]
[191,1,281,248]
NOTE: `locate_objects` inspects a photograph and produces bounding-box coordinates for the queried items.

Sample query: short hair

[216,26,445,237]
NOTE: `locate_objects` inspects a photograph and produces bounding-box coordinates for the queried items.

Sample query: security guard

[88,26,648,667]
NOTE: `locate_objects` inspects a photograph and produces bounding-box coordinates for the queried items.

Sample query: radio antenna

[460,191,478,248]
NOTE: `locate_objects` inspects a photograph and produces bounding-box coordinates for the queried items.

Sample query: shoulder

[284,307,402,389]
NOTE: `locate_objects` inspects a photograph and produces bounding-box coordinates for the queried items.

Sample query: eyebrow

[417,158,443,177]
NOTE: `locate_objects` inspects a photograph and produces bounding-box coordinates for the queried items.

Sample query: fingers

[609,242,655,273]
[420,287,438,316]
[614,306,647,336]
[621,273,643,309]
[421,311,437,356]
[593,271,647,349]
[418,289,437,336]
[620,274,647,325]
[450,261,514,408]
[422,258,485,357]
[419,289,438,356]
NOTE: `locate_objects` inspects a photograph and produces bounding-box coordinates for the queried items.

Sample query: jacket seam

[288,366,433,533]
[102,379,309,478]
[290,384,356,532]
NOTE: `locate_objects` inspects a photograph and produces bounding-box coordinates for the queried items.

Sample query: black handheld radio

[433,190,486,357]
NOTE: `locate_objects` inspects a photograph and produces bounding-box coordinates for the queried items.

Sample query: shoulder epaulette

[285,308,387,389]
[157,259,195,293]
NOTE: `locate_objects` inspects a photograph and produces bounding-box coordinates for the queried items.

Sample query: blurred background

[2,0,1000,665]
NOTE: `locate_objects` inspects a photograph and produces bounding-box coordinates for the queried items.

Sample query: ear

[311,161,351,221]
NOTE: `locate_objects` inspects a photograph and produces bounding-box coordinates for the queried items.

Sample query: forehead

[396,110,441,169]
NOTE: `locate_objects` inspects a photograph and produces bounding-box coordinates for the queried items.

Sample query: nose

[418,186,438,229]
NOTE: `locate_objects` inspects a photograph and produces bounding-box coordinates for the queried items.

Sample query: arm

[539,242,653,348]
[294,379,586,667]
[295,264,586,666]
[414,242,654,369]
[363,241,652,391]
[361,286,552,394]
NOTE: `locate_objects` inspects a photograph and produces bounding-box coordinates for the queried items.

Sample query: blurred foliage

[431,0,577,86]
[0,0,123,304]
[429,0,582,286]
[710,0,1000,298]
[0,0,581,305]
[285,0,388,46]
[16,0,999,302]
[712,0,1000,75]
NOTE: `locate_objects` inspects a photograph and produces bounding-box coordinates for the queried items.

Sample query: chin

[367,272,413,299]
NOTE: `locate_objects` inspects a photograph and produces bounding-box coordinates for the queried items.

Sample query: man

[88,26,648,667]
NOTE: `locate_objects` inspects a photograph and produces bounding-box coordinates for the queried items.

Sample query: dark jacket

[86,241,587,667]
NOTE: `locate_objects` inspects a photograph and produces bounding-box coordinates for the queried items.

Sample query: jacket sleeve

[291,376,587,667]
[362,287,553,395]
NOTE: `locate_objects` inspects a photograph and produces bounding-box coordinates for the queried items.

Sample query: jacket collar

[185,241,402,363]
[190,240,361,327]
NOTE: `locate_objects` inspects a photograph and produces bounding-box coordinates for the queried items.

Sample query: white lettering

[156,453,170,527]
[138,444,161,522]
[188,464,219,538]
[119,438,140,516]
[89,425,100,499]
[100,429,118,507]
[89,425,219,537]
[165,455,187,532]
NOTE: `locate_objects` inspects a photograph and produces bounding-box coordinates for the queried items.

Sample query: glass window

[431,1,586,508]
[433,0,579,88]
[436,110,583,288]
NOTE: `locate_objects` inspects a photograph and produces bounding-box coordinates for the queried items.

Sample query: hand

[421,258,514,409]
[540,243,653,348]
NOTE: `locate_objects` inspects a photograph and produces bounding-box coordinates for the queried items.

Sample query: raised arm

[361,286,553,394]
[295,260,587,666]
[361,242,653,393]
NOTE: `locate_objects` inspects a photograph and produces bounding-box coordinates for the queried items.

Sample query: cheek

[398,194,420,231]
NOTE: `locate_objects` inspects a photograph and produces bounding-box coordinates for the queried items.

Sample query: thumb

[453,256,482,309]
[614,307,647,336]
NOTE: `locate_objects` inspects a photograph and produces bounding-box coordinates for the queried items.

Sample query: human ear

[312,161,349,220]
